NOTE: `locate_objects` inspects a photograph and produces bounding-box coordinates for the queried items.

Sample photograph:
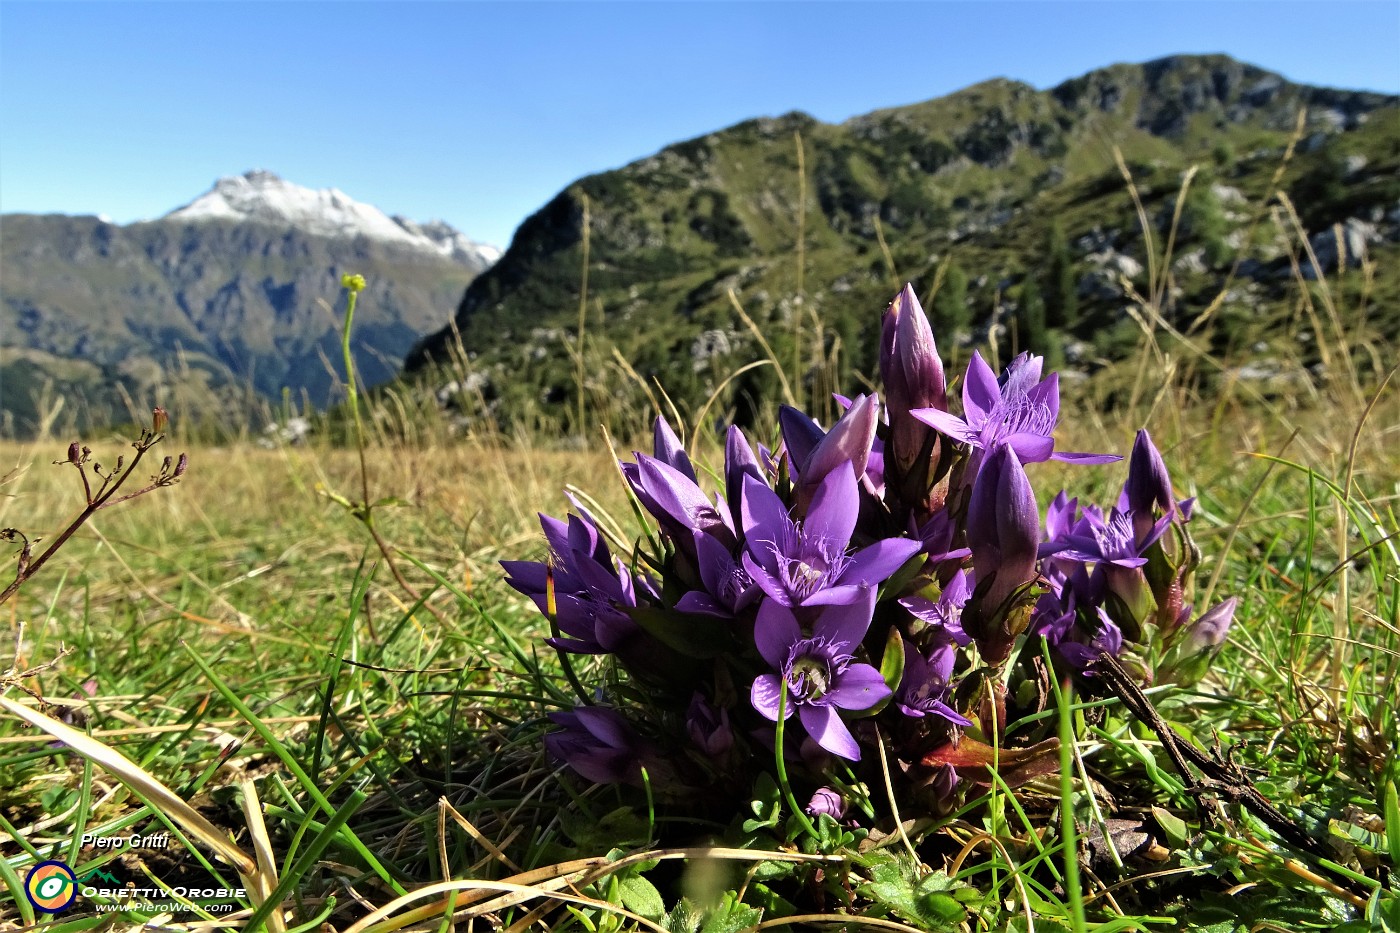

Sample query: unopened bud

[67,442,81,464]
[152,407,168,433]
[805,787,846,820]
[161,456,173,474]
[174,453,188,477]
[341,273,367,293]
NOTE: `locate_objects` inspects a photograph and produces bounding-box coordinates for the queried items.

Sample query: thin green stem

[774,680,819,840]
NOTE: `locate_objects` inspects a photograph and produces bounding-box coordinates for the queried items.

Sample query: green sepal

[627,604,732,658]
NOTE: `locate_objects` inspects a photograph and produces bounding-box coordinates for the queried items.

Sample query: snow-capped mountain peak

[164,170,499,267]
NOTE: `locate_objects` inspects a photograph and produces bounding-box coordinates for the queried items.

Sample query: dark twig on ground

[1087,650,1372,901]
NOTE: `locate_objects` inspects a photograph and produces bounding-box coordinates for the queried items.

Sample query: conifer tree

[931,263,969,342]
[1045,221,1078,331]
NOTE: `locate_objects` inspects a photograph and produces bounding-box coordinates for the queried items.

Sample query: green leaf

[628,604,732,658]
[879,549,928,601]
[1152,806,1191,848]
[750,859,798,882]
[879,624,906,695]
[697,892,764,933]
[665,898,702,933]
[860,860,966,930]
[618,873,665,921]
[742,772,782,833]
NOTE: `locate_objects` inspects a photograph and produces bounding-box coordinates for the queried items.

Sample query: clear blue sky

[2,2,1397,248]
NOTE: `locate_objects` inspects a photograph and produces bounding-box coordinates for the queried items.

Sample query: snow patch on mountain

[165,170,499,267]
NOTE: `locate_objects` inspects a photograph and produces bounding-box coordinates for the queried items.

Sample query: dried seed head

[67,442,81,464]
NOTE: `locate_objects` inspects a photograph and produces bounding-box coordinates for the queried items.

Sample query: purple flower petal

[755,599,802,668]
[637,456,728,536]
[804,394,878,489]
[1050,451,1123,465]
[824,662,891,711]
[741,475,789,554]
[910,406,971,441]
[804,463,859,546]
[652,417,696,481]
[573,706,633,747]
[839,537,924,589]
[725,426,763,529]
[1004,432,1057,464]
[674,591,727,617]
[962,350,1002,426]
[778,407,825,479]
[751,672,789,721]
[799,703,860,760]
[742,551,791,605]
[800,584,869,607]
[811,587,877,646]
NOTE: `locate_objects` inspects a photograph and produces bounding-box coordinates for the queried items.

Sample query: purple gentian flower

[749,593,891,760]
[931,763,960,800]
[502,513,646,655]
[1056,617,1124,670]
[1057,503,1172,631]
[911,351,1119,471]
[807,787,847,820]
[674,531,760,617]
[741,465,923,608]
[1057,504,1172,570]
[1122,429,1175,542]
[895,641,972,726]
[911,509,972,569]
[900,568,973,647]
[545,706,649,785]
[686,692,734,758]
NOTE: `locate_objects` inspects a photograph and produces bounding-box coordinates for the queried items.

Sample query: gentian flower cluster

[507,285,1237,823]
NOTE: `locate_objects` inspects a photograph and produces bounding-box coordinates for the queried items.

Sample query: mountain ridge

[164,170,502,267]
[402,53,1399,433]
[1,173,499,435]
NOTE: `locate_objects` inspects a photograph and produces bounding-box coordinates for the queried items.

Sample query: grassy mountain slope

[404,54,1399,434]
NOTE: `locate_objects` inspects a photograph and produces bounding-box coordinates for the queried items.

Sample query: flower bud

[174,453,189,478]
[341,273,367,293]
[152,407,168,433]
[1124,430,1172,543]
[966,445,1040,664]
[802,393,878,491]
[880,284,946,477]
[1182,597,1237,655]
[805,787,847,820]
[967,445,1039,612]
[66,442,81,465]
[685,693,733,758]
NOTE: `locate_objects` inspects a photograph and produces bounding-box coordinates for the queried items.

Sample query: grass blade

[0,695,255,875]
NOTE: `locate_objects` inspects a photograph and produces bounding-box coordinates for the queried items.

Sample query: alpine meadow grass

[1,161,1398,932]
